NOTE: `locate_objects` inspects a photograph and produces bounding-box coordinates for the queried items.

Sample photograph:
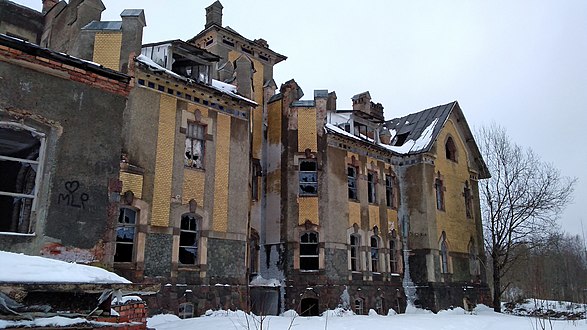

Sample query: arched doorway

[300,297,319,316]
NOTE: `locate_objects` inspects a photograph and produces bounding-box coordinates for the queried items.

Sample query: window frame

[299,159,318,196]
[178,302,194,319]
[367,171,377,204]
[114,207,138,263]
[370,235,380,273]
[435,177,445,211]
[350,234,361,272]
[389,238,398,274]
[440,232,449,274]
[0,122,45,235]
[347,166,358,201]
[179,213,199,265]
[464,181,473,219]
[385,174,395,208]
[299,231,319,271]
[354,298,364,315]
[184,121,206,170]
[445,136,458,162]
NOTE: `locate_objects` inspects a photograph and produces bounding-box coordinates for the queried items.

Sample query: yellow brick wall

[93,32,122,70]
[387,209,399,233]
[119,172,143,200]
[434,117,478,253]
[182,170,205,207]
[188,103,208,118]
[297,108,317,152]
[368,204,380,229]
[348,201,360,227]
[151,95,176,227]
[298,197,319,225]
[212,113,231,232]
[267,100,281,144]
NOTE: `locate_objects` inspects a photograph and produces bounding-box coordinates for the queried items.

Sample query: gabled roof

[384,101,490,178]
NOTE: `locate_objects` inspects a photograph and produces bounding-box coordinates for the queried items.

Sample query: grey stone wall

[144,233,173,277]
[207,238,246,282]
[324,248,348,280]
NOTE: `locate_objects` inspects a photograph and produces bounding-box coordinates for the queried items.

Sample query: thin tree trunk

[492,256,502,312]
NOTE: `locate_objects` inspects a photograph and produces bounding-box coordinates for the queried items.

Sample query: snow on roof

[135,54,257,105]
[379,118,439,154]
[0,251,130,284]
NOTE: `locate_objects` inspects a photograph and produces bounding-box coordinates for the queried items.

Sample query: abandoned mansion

[0,0,491,316]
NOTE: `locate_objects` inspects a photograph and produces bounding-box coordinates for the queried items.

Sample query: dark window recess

[370,236,379,272]
[259,55,269,61]
[114,208,137,262]
[158,85,165,92]
[147,81,155,88]
[435,177,445,211]
[178,302,194,319]
[393,132,410,146]
[205,39,214,46]
[300,232,319,271]
[203,100,209,106]
[445,137,457,162]
[185,122,205,169]
[138,79,145,86]
[0,124,41,234]
[194,97,200,103]
[348,166,358,200]
[219,105,224,110]
[385,174,394,208]
[390,239,398,273]
[179,214,198,265]
[186,94,192,101]
[299,159,318,196]
[222,39,235,47]
[354,298,364,315]
[300,298,319,316]
[350,234,360,271]
[441,232,449,273]
[241,47,253,55]
[367,172,377,204]
[464,181,473,218]
[167,88,174,95]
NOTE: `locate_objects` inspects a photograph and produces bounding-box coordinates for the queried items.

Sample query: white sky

[13,0,587,237]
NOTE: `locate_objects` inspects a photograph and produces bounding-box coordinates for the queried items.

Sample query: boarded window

[300,231,319,271]
[299,159,317,196]
[115,208,137,262]
[0,123,43,234]
[350,234,360,271]
[348,166,358,200]
[179,214,198,265]
[185,122,205,169]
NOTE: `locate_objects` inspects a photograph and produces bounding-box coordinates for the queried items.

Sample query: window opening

[300,232,319,271]
[299,159,317,196]
[354,298,364,315]
[385,174,394,208]
[114,208,137,262]
[249,233,260,276]
[435,177,445,211]
[300,298,319,316]
[185,122,205,169]
[464,181,473,219]
[179,214,198,265]
[367,172,377,204]
[445,137,457,162]
[371,236,380,273]
[350,234,360,271]
[347,166,358,200]
[178,302,194,319]
[0,123,43,234]
[440,232,449,273]
[390,239,398,273]
[392,132,409,146]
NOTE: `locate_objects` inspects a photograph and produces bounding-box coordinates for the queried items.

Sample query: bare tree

[477,124,576,312]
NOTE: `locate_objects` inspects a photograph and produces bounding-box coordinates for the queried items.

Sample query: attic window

[445,137,457,162]
[393,132,409,146]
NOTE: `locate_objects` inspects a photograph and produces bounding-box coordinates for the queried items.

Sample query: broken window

[299,159,317,196]
[440,232,449,273]
[0,123,43,234]
[389,239,398,273]
[371,236,380,273]
[249,232,260,276]
[300,231,319,271]
[178,302,194,319]
[179,214,198,265]
[385,174,395,208]
[350,234,360,271]
[445,137,457,162]
[435,176,445,211]
[464,181,473,219]
[347,166,358,200]
[367,171,377,204]
[114,207,137,262]
[185,122,205,169]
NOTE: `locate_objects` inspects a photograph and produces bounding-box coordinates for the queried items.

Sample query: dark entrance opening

[300,297,319,316]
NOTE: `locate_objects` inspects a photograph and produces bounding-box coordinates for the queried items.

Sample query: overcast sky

[14,0,587,237]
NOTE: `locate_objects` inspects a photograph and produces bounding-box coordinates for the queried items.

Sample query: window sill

[300,270,320,273]
[184,166,205,172]
[0,231,35,237]
[178,265,200,271]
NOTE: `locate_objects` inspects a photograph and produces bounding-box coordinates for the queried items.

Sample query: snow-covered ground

[504,299,587,319]
[148,305,587,330]
[0,251,129,283]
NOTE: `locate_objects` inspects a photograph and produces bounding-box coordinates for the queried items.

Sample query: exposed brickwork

[0,46,130,96]
[297,107,317,152]
[182,169,205,206]
[212,113,231,232]
[298,197,319,225]
[93,32,123,70]
[120,171,143,199]
[348,201,360,227]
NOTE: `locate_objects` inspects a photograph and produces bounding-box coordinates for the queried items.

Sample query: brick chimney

[42,0,58,14]
[205,1,223,28]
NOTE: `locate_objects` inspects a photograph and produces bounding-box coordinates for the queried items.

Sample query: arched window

[347,166,358,200]
[371,236,380,273]
[178,302,194,319]
[350,234,361,272]
[389,238,398,273]
[354,298,364,315]
[179,213,199,265]
[445,137,457,162]
[0,122,44,234]
[440,232,449,273]
[115,207,137,262]
[299,159,318,196]
[464,181,473,219]
[435,175,445,211]
[300,231,319,271]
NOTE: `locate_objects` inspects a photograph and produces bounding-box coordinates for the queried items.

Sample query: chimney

[120,9,146,73]
[42,0,58,14]
[205,1,223,28]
